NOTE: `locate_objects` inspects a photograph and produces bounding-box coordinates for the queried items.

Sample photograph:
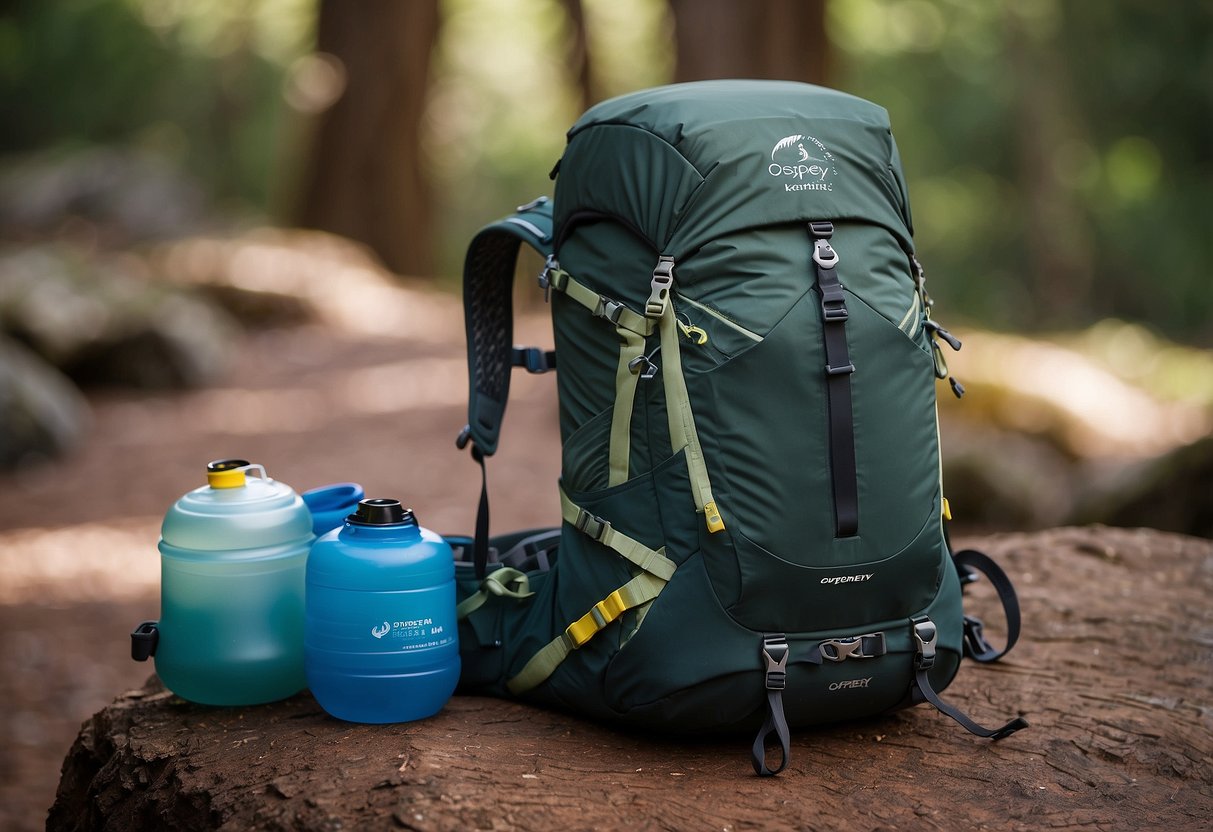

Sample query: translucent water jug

[131,459,314,705]
[305,499,460,723]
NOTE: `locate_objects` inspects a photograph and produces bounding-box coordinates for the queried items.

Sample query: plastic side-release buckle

[819,632,886,662]
[511,346,556,374]
[912,615,938,670]
[761,633,789,690]
[646,257,675,318]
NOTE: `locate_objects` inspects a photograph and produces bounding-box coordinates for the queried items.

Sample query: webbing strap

[609,327,646,486]
[809,222,858,538]
[558,488,675,581]
[504,491,676,695]
[910,616,1029,740]
[752,633,791,776]
[952,548,1022,662]
[455,567,533,620]
[649,257,725,534]
[544,266,655,338]
[506,571,665,695]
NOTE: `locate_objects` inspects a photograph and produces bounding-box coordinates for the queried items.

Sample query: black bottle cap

[347,498,416,527]
[207,458,250,472]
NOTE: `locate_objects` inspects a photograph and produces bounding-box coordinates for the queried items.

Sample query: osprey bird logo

[771,134,805,160]
[371,621,391,639]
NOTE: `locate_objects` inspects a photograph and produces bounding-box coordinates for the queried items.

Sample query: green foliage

[2,0,1207,344]
[0,0,313,210]
[830,0,1213,343]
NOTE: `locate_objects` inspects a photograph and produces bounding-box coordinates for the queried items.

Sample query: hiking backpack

[451,80,1027,775]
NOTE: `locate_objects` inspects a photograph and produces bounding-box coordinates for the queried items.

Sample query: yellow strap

[650,260,725,533]
[609,327,646,486]
[558,487,676,581]
[506,571,665,695]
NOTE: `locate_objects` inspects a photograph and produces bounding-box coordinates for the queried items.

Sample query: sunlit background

[0,1,1209,829]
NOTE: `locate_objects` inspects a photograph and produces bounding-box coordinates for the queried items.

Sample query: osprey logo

[829,677,872,691]
[768,134,835,191]
[821,574,874,585]
[371,621,391,639]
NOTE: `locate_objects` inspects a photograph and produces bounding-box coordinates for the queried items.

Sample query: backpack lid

[554,80,915,258]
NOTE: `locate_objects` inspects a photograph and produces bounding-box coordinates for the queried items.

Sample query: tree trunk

[669,0,829,85]
[48,526,1212,831]
[295,0,441,278]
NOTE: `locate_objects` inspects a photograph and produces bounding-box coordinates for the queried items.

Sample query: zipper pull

[924,319,961,351]
[677,316,708,345]
[924,320,965,397]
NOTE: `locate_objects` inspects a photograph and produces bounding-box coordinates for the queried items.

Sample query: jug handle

[131,621,159,661]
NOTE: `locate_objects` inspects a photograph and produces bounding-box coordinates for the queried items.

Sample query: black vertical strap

[456,427,492,580]
[809,221,858,538]
[751,633,791,776]
[471,446,491,579]
[911,617,1028,740]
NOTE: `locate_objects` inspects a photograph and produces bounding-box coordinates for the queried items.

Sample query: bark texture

[295,0,440,277]
[49,526,1212,831]
[670,0,829,85]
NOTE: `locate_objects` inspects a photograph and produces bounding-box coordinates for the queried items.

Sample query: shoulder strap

[462,196,554,457]
[459,197,553,579]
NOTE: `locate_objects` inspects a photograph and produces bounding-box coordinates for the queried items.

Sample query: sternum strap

[809,222,858,538]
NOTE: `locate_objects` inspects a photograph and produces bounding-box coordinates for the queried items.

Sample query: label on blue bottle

[368,615,455,651]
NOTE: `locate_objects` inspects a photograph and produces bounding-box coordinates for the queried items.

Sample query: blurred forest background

[1,0,1211,524]
[0,2,1210,828]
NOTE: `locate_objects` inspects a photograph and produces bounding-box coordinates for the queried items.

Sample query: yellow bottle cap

[206,458,250,489]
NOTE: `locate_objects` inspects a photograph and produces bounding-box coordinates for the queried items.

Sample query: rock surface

[47,526,1213,831]
[0,334,90,468]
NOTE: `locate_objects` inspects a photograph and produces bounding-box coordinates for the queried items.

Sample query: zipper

[897,290,921,337]
[674,292,764,343]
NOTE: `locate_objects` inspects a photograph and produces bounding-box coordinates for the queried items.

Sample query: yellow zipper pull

[676,316,709,345]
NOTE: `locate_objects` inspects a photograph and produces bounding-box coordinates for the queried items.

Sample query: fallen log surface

[49,526,1213,831]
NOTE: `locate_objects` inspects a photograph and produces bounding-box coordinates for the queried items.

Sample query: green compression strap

[505,490,677,695]
[610,326,646,486]
[648,257,725,534]
[506,571,665,695]
[463,197,554,457]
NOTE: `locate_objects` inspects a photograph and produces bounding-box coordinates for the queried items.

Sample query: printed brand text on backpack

[451,80,1027,776]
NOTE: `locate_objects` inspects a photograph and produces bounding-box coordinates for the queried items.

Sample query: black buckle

[826,362,856,376]
[808,221,834,238]
[512,347,555,374]
[963,615,996,659]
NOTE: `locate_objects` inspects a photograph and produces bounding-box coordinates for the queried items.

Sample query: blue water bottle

[305,499,460,723]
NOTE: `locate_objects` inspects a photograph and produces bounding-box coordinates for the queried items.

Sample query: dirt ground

[0,285,562,832]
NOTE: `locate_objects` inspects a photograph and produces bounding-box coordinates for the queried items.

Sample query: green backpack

[451,80,1027,775]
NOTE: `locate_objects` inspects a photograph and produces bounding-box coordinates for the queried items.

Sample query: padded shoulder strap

[463,197,553,456]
